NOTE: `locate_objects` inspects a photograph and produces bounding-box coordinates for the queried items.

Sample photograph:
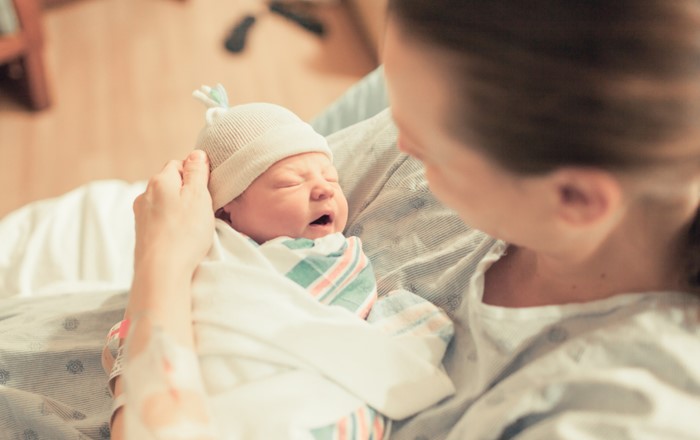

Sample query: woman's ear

[550,168,623,227]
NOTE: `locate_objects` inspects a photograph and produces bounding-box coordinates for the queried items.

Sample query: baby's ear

[215,207,232,225]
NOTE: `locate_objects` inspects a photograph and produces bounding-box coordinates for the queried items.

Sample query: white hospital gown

[389,238,700,440]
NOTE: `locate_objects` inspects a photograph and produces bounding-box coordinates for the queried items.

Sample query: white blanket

[191,222,455,438]
[0,180,145,298]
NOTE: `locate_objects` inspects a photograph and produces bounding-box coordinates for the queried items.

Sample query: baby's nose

[311,182,334,200]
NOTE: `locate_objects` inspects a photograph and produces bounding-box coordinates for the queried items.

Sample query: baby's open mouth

[310,214,332,225]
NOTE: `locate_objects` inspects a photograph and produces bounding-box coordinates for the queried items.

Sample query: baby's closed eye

[274,180,303,188]
[323,169,339,183]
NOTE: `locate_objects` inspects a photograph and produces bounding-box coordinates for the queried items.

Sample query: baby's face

[221,152,349,243]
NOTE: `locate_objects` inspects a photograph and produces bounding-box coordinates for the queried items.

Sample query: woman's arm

[111,150,215,439]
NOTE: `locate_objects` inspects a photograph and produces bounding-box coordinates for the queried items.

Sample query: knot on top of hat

[193,83,229,109]
[192,84,332,211]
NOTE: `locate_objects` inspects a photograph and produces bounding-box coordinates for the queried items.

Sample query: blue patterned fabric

[0,290,125,438]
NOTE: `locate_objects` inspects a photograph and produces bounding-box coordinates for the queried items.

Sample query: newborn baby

[194,84,379,319]
[112,84,456,440]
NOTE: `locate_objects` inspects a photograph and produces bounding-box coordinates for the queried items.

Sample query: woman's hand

[133,150,215,277]
[110,151,214,440]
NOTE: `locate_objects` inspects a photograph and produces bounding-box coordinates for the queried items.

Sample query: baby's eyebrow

[272,172,303,182]
[274,162,336,179]
[276,164,305,173]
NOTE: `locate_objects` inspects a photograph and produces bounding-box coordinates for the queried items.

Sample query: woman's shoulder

[393,290,700,440]
[588,291,700,361]
[590,291,700,341]
[459,292,700,439]
[511,291,700,403]
[531,291,700,365]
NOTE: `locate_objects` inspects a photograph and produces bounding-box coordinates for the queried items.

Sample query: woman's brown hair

[388,0,700,287]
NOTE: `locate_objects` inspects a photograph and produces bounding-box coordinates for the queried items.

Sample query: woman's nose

[311,181,334,200]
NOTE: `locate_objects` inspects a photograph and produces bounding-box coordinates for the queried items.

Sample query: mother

[114,0,700,438]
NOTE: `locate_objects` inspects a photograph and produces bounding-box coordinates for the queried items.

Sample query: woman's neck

[484,196,697,308]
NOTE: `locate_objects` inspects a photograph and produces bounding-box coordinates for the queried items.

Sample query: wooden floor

[0,0,376,217]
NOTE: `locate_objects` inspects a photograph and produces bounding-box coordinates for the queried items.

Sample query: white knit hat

[192,84,332,211]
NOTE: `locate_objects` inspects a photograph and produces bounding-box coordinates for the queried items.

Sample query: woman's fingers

[152,160,185,192]
[137,160,184,212]
[182,150,210,192]
[132,151,214,274]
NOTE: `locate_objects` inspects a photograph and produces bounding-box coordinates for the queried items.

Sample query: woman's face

[382,19,555,245]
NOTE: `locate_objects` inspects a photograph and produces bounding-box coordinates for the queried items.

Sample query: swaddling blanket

[188,220,455,439]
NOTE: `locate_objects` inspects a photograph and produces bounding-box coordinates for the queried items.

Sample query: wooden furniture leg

[0,0,50,110]
[19,38,49,109]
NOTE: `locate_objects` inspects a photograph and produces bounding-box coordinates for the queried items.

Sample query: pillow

[310,66,390,136]
[328,109,494,316]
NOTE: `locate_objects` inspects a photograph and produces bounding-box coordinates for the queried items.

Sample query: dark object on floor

[269,2,325,36]
[224,2,325,55]
[225,14,257,53]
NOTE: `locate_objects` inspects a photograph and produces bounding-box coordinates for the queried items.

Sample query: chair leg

[20,48,50,110]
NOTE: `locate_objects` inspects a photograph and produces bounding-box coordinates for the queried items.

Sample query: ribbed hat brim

[206,122,332,210]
